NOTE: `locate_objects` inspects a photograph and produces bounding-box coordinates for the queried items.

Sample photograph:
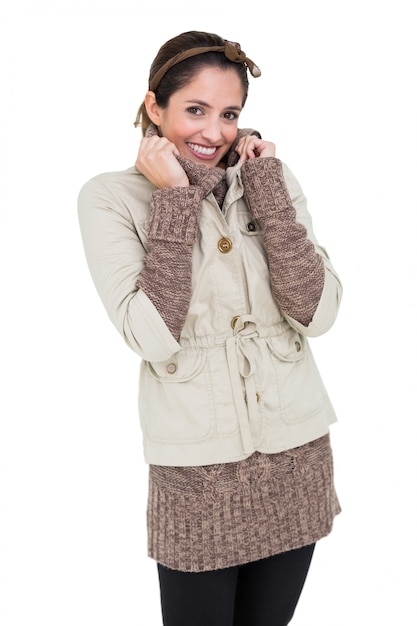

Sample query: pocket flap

[266,331,305,362]
[147,349,207,382]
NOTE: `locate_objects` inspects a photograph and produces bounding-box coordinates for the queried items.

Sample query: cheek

[223,126,238,146]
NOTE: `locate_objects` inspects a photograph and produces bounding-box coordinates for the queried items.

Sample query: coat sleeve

[77,174,182,361]
[281,162,343,337]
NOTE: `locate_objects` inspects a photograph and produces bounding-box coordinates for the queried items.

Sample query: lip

[186,142,220,161]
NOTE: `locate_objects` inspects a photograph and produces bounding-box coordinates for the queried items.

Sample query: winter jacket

[78,160,342,466]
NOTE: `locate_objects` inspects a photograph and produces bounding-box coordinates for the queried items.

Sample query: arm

[78,149,225,358]
[238,137,341,335]
[77,173,181,361]
[241,157,325,326]
[135,185,206,341]
[135,147,227,341]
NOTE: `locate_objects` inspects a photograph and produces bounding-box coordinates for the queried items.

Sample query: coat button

[246,221,257,232]
[166,363,177,374]
[295,341,301,352]
[218,237,232,253]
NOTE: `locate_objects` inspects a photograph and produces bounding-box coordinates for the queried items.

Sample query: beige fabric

[148,434,340,572]
[78,161,342,466]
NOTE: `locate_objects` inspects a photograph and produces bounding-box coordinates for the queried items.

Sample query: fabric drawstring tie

[225,314,259,454]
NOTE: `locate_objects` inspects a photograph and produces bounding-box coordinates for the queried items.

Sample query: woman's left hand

[236,135,276,164]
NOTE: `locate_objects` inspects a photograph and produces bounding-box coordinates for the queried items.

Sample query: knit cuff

[241,157,293,219]
[148,186,203,244]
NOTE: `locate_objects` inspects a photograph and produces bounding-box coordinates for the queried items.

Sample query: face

[147,67,244,168]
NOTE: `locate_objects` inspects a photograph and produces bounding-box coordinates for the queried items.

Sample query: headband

[149,40,261,92]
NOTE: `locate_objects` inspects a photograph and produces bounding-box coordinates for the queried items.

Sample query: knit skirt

[147,434,340,572]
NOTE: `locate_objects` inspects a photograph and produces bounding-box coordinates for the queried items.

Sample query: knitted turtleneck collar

[144,123,261,170]
[144,124,261,206]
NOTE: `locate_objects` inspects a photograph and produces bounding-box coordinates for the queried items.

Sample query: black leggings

[157,543,315,626]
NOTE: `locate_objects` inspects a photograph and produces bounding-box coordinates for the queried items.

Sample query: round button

[295,341,301,352]
[246,222,257,232]
[166,363,177,374]
[218,237,232,253]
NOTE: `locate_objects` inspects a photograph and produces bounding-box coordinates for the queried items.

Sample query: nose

[201,116,223,144]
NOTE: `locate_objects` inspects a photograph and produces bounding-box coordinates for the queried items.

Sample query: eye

[223,111,239,121]
[186,106,203,115]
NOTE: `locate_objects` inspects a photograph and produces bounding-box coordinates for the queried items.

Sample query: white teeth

[188,143,216,156]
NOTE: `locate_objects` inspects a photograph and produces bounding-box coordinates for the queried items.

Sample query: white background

[1,1,416,624]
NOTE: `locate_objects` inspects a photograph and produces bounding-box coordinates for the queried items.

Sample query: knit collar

[143,124,260,207]
[144,123,261,170]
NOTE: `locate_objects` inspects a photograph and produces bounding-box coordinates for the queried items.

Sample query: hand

[235,135,276,164]
[135,135,189,188]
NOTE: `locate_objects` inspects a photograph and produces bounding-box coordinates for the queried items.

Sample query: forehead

[175,66,244,101]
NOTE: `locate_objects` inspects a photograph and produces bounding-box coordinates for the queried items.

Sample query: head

[134,31,261,167]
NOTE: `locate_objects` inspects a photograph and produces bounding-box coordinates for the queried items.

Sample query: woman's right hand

[135,135,189,189]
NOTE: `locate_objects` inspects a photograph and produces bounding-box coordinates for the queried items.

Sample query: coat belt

[225,314,259,453]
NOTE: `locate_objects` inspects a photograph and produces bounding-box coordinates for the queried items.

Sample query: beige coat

[78,162,342,466]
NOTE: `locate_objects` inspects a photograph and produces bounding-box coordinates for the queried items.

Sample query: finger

[236,137,254,162]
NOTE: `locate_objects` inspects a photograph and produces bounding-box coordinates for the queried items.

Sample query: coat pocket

[139,348,214,442]
[264,330,326,424]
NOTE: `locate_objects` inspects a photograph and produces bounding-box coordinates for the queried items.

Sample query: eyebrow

[185,99,242,111]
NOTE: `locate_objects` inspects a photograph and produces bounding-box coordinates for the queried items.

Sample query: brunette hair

[135,31,251,135]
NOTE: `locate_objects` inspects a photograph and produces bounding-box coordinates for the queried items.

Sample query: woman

[78,30,342,626]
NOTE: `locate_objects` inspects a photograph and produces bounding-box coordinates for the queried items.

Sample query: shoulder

[79,166,153,202]
[78,166,155,222]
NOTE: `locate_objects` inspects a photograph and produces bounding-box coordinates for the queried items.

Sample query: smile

[187,143,217,156]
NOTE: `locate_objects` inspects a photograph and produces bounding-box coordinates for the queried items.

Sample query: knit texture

[148,434,340,572]
[241,157,325,326]
[135,127,260,339]
[136,159,225,339]
[138,132,339,573]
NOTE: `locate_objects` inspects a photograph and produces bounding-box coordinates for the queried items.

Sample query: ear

[144,91,162,126]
